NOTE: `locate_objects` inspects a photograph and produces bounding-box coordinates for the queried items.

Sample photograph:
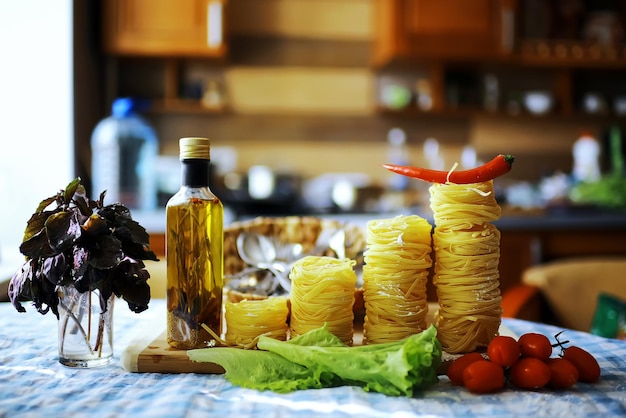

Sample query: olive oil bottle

[166,137,224,349]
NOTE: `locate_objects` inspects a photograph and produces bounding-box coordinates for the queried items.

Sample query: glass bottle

[166,137,224,349]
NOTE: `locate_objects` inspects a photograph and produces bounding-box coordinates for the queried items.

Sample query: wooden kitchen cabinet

[373,0,515,66]
[102,0,227,57]
[372,0,626,120]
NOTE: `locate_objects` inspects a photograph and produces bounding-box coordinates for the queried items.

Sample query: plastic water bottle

[91,98,158,211]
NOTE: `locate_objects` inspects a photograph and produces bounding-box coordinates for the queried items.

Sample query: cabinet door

[374,0,514,64]
[103,0,226,57]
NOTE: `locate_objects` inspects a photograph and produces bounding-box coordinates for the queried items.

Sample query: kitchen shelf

[377,105,625,121]
[376,106,476,119]
[377,106,544,119]
[149,99,230,114]
[375,55,626,121]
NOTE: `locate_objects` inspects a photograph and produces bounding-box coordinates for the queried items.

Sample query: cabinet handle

[207,0,223,48]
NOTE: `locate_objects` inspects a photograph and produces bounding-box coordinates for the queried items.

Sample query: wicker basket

[224,216,365,276]
[224,216,366,307]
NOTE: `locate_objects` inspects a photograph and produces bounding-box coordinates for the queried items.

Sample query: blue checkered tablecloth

[1,299,625,418]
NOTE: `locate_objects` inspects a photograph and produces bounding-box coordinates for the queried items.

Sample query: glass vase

[57,285,114,368]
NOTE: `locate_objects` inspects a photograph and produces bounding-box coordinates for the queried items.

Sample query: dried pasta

[289,256,356,345]
[430,180,503,354]
[225,297,289,348]
[362,215,432,344]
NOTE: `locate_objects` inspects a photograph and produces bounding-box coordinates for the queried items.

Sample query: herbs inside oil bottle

[166,137,224,349]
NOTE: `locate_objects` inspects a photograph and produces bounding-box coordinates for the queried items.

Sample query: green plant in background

[570,126,626,210]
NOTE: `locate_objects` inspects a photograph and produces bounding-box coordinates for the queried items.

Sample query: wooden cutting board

[122,326,364,374]
[122,330,225,374]
[120,322,516,375]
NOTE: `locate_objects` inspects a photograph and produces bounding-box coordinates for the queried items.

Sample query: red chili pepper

[382,154,514,184]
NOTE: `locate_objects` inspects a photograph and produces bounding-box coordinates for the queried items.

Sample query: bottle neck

[181,159,210,188]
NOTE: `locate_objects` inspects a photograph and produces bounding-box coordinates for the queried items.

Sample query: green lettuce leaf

[189,349,327,393]
[187,324,441,397]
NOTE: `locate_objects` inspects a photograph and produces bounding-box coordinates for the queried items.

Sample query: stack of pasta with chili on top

[383,154,514,354]
[429,180,502,353]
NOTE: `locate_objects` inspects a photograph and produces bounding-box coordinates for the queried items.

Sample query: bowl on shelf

[523,91,554,115]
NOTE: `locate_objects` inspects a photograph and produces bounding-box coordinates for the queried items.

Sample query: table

[1,299,626,418]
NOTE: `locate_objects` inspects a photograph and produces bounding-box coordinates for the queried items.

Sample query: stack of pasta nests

[224,256,358,348]
[429,180,502,353]
[362,216,433,344]
[361,180,502,353]
[222,217,364,348]
[222,183,503,353]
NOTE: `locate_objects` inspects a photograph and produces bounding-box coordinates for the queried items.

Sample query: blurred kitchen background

[72,0,626,223]
[2,0,626,300]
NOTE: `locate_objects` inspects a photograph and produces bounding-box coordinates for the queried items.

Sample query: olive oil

[166,137,224,349]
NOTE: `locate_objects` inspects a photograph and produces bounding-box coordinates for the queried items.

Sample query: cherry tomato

[518,333,552,360]
[546,358,579,389]
[463,360,505,394]
[447,352,484,386]
[509,357,551,389]
[487,335,520,367]
[563,346,601,383]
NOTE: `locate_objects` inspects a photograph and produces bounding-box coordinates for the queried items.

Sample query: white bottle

[572,131,601,183]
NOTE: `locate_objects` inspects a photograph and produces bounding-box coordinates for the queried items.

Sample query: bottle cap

[179,137,210,160]
[112,98,134,118]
